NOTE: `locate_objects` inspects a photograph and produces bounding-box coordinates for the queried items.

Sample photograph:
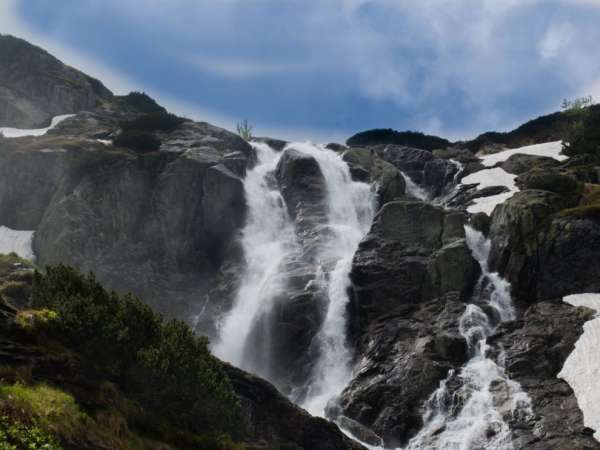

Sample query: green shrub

[31,265,241,437]
[236,120,253,141]
[121,112,185,133]
[121,92,167,115]
[0,414,62,450]
[562,98,600,157]
[113,130,161,152]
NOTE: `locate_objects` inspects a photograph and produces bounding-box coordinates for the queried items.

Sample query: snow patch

[0,226,35,261]
[559,293,600,442]
[478,141,566,167]
[0,114,75,138]
[96,139,113,146]
[460,168,518,215]
[460,141,566,215]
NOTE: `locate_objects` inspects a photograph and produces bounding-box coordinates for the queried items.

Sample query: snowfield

[559,293,600,441]
[460,141,566,215]
[478,141,566,167]
[0,226,35,261]
[0,114,74,138]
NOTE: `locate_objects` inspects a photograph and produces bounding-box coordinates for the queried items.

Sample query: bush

[346,129,450,150]
[113,130,161,152]
[0,414,62,450]
[121,112,185,133]
[121,92,167,115]
[563,104,600,157]
[30,265,241,436]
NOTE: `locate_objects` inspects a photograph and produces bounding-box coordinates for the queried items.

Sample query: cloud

[182,55,315,80]
[539,22,575,59]
[5,0,600,141]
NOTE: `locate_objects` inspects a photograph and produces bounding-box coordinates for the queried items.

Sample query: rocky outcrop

[225,364,366,450]
[0,35,113,128]
[488,301,600,449]
[488,188,600,304]
[342,147,406,206]
[378,145,460,197]
[339,201,480,447]
[0,116,254,333]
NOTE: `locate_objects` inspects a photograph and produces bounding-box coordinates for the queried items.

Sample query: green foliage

[15,309,58,333]
[562,96,594,113]
[113,130,161,152]
[346,128,450,151]
[31,265,241,437]
[121,112,185,133]
[0,415,62,450]
[236,120,253,141]
[561,98,600,157]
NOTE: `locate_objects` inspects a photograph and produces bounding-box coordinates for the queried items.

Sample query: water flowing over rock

[216,142,376,410]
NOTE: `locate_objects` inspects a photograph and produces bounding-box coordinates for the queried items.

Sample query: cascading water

[214,142,298,373]
[289,143,376,416]
[405,226,532,450]
[216,141,375,417]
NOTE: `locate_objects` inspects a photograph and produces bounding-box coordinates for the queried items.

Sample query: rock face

[488,189,600,304]
[0,35,113,128]
[342,147,406,206]
[488,301,600,450]
[225,364,366,450]
[339,201,480,447]
[378,145,459,197]
[0,116,254,332]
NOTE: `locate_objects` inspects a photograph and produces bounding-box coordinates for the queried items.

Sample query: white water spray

[289,143,375,416]
[216,142,375,416]
[405,226,532,450]
[214,142,298,369]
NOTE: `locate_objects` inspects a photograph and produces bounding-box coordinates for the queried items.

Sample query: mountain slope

[0,34,112,128]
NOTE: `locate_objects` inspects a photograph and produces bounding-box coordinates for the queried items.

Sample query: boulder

[500,153,560,175]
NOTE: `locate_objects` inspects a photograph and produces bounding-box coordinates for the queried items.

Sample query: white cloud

[182,55,314,80]
[539,22,575,59]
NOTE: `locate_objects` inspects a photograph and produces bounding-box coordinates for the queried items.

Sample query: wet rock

[342,202,479,446]
[488,301,600,450]
[470,212,491,236]
[342,147,406,206]
[253,137,288,152]
[380,145,433,184]
[340,297,468,448]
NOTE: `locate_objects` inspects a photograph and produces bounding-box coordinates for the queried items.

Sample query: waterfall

[405,226,532,450]
[289,143,376,416]
[214,142,298,371]
[401,172,430,201]
[216,141,375,416]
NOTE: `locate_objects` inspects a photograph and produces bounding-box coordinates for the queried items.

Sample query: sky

[2,0,600,142]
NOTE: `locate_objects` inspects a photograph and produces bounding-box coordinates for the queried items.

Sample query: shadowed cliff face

[0,34,113,128]
[0,113,255,331]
